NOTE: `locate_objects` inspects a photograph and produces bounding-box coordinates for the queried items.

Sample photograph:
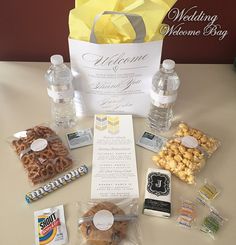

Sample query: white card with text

[91,115,139,199]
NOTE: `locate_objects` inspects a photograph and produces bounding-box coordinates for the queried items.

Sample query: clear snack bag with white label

[9,124,73,185]
[77,200,142,245]
[152,123,220,184]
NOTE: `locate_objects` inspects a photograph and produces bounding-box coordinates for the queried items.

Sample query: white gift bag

[69,11,163,117]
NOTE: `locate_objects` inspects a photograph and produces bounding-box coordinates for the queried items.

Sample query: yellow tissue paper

[70,0,177,43]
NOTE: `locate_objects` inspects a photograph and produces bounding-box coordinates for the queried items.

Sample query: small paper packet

[34,205,68,245]
[66,128,93,149]
[137,131,167,153]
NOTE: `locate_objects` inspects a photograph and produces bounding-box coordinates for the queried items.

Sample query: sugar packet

[66,128,93,149]
[137,131,167,153]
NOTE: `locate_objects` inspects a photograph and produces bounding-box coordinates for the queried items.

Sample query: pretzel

[12,139,28,155]
[50,140,69,156]
[12,125,73,184]
[30,173,42,185]
[34,125,56,138]
[40,167,50,181]
[54,157,72,173]
[46,163,55,176]
[22,129,38,144]
[27,164,41,184]
[36,148,56,161]
[21,153,36,168]
[27,163,40,172]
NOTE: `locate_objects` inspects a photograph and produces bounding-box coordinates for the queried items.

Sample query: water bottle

[45,54,77,128]
[148,59,180,132]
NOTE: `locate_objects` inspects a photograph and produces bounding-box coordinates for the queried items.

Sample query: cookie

[79,202,128,245]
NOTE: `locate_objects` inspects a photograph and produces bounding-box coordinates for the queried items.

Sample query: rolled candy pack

[25,165,88,203]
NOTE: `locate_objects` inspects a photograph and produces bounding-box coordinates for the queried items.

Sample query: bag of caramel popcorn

[153,123,220,184]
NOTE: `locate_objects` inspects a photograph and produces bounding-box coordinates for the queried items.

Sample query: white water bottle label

[47,88,74,100]
[150,90,177,106]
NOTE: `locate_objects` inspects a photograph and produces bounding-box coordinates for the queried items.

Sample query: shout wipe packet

[34,205,68,245]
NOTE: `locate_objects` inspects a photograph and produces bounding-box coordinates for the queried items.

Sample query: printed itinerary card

[91,115,139,199]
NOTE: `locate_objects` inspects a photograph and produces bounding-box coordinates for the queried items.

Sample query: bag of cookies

[153,123,220,184]
[77,200,142,245]
[10,125,73,185]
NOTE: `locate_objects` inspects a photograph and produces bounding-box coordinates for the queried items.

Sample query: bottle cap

[162,59,175,70]
[50,55,64,65]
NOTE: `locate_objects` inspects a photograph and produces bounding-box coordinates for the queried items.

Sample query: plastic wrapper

[196,179,220,206]
[77,200,141,245]
[152,123,220,184]
[69,0,177,43]
[10,125,73,185]
[200,207,227,240]
[176,199,197,229]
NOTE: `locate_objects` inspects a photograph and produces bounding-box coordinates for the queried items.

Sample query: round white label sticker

[181,136,198,148]
[93,210,114,231]
[30,138,48,152]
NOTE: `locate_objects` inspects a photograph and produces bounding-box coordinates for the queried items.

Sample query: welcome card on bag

[69,39,163,116]
[91,115,139,199]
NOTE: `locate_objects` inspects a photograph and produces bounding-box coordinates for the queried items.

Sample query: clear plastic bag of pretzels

[152,123,220,184]
[9,124,73,185]
[77,199,142,245]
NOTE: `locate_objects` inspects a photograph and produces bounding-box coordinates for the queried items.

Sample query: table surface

[0,62,236,245]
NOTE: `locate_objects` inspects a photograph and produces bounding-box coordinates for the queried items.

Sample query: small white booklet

[91,115,139,199]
